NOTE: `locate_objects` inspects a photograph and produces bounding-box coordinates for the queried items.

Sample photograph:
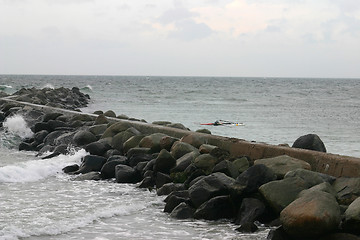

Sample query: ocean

[0,75,359,239]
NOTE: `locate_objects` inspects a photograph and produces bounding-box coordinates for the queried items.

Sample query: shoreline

[1,87,360,239]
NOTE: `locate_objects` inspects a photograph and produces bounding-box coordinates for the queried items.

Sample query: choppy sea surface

[0,75,359,240]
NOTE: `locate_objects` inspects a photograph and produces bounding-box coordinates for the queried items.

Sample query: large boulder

[189,172,235,208]
[159,136,178,151]
[73,172,101,181]
[89,124,108,136]
[233,164,277,195]
[94,114,108,125]
[170,202,195,219]
[342,197,360,234]
[164,195,189,213]
[171,151,200,173]
[100,158,127,179]
[85,141,109,156]
[292,133,327,152]
[115,164,139,183]
[194,195,235,220]
[101,122,132,138]
[212,160,239,179]
[193,154,219,174]
[139,133,167,153]
[235,198,266,225]
[254,155,311,179]
[298,182,337,198]
[170,141,198,159]
[111,127,141,152]
[76,155,107,174]
[259,177,308,214]
[284,168,334,188]
[123,135,145,154]
[333,177,360,205]
[280,191,341,239]
[128,153,153,168]
[156,182,185,196]
[154,149,176,174]
[232,157,250,174]
[73,130,97,146]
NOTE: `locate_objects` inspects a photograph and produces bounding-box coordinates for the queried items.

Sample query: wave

[0,84,13,91]
[3,114,33,139]
[0,149,87,183]
[41,83,55,89]
[80,84,93,93]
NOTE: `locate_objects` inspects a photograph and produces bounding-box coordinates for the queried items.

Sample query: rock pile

[1,87,359,240]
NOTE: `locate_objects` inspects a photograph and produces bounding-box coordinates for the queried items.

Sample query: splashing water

[3,114,34,139]
[41,83,55,89]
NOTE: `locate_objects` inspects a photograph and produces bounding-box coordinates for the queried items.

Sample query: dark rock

[104,149,122,159]
[19,142,34,151]
[94,114,108,125]
[73,130,97,146]
[127,147,152,159]
[333,177,360,205]
[85,141,108,156]
[235,222,258,233]
[235,198,266,225]
[164,195,189,213]
[111,127,141,152]
[170,202,195,219]
[234,164,277,195]
[212,160,239,179]
[319,233,360,240]
[34,130,49,143]
[232,156,250,174]
[164,190,190,203]
[123,135,145,154]
[41,144,69,159]
[194,195,235,220]
[189,172,235,208]
[342,196,360,234]
[89,124,108,136]
[115,164,139,183]
[284,168,334,187]
[159,136,178,151]
[101,121,133,138]
[47,120,67,131]
[156,172,172,189]
[103,110,116,118]
[210,147,230,162]
[198,144,217,154]
[77,155,107,174]
[62,164,79,173]
[157,182,185,196]
[292,133,327,152]
[100,160,126,179]
[266,227,292,240]
[42,112,63,122]
[171,151,199,173]
[170,141,198,159]
[154,149,176,174]
[73,172,101,181]
[298,182,337,198]
[138,176,155,188]
[128,154,153,167]
[34,122,51,133]
[195,128,211,134]
[139,133,167,153]
[193,154,219,174]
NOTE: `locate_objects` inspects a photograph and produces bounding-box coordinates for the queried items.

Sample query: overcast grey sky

[0,0,359,78]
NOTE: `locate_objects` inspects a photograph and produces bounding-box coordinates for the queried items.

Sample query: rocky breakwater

[1,87,360,240]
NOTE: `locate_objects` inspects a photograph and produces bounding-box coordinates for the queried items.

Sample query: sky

[0,0,359,78]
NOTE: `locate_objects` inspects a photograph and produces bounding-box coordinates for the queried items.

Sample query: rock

[111,127,141,152]
[47,119,67,131]
[139,133,167,153]
[62,164,80,173]
[128,154,153,168]
[116,114,129,119]
[53,132,76,146]
[170,141,198,159]
[292,133,327,152]
[199,144,217,154]
[280,191,341,239]
[167,123,188,130]
[193,154,219,174]
[212,160,239,179]
[171,151,200,173]
[123,135,145,154]
[42,112,63,122]
[210,147,230,162]
[233,164,277,195]
[89,124,108,136]
[235,198,266,225]
[154,149,176,174]
[159,136,178,151]
[152,121,172,126]
[115,164,139,183]
[164,195,189,213]
[181,134,206,148]
[101,122,132,138]
[126,147,152,159]
[156,172,172,189]
[266,227,291,240]
[195,128,211,134]
[94,114,108,125]
[33,122,52,133]
[342,197,360,234]
[73,172,101,181]
[34,130,49,143]
[333,177,360,205]
[299,182,337,198]
[259,177,308,214]
[170,202,195,219]
[156,183,185,196]
[189,172,235,208]
[41,144,69,159]
[93,110,103,115]
[100,159,127,179]
[164,190,189,203]
[138,176,155,189]
[232,156,250,174]
[319,233,360,240]
[235,222,258,233]
[284,168,335,187]
[85,141,108,156]
[254,155,311,179]
[77,155,107,174]
[104,149,122,159]
[194,195,235,220]
[19,142,34,151]
[103,110,116,118]
[73,130,97,146]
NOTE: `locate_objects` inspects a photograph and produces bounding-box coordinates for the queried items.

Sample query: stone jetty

[1,87,360,240]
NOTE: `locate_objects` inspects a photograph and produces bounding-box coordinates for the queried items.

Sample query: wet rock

[34,130,49,143]
[235,222,258,233]
[164,190,190,203]
[33,122,52,133]
[115,164,139,183]
[342,196,360,234]
[292,133,327,152]
[19,142,34,151]
[319,233,360,240]
[73,130,97,146]
[266,226,291,240]
[85,141,108,156]
[100,159,127,179]
[170,202,195,219]
[154,149,176,174]
[189,172,235,208]
[254,155,311,179]
[235,198,266,225]
[156,172,172,189]
[138,176,155,189]
[194,195,235,220]
[77,155,107,174]
[62,164,80,173]
[164,195,189,213]
[73,172,101,181]
[128,153,153,168]
[47,119,67,131]
[280,191,341,239]
[157,183,185,196]
[259,177,308,214]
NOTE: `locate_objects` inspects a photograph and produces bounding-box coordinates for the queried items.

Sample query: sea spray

[3,114,33,139]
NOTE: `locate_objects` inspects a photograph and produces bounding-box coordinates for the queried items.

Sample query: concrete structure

[2,97,360,178]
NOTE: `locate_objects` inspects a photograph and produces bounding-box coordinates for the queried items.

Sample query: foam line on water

[0,149,87,183]
[3,114,33,139]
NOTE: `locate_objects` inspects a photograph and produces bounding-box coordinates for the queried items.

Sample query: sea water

[0,75,359,239]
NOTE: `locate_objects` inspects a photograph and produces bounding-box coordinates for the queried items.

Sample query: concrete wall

[2,97,360,178]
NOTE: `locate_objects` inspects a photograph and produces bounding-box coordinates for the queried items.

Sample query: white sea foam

[41,83,55,89]
[0,149,87,183]
[3,114,33,139]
